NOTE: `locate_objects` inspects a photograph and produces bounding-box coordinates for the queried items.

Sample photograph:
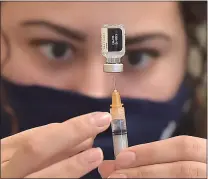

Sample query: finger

[1,161,9,168]
[108,161,206,178]
[1,135,93,169]
[98,160,115,178]
[115,136,206,169]
[46,137,94,167]
[1,126,94,164]
[2,138,94,178]
[70,137,94,155]
[1,125,47,163]
[25,148,103,178]
[2,112,111,178]
[1,147,15,164]
[1,125,47,147]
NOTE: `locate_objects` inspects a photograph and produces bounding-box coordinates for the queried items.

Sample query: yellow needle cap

[111,89,123,108]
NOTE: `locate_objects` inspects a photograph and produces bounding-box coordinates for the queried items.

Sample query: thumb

[98,160,116,178]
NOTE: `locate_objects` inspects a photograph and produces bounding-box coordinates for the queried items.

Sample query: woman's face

[1,2,187,101]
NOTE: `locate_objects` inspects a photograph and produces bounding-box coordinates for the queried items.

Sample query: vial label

[111,119,127,135]
[108,28,122,52]
[101,27,108,53]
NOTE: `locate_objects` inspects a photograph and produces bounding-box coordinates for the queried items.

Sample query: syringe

[101,24,127,157]
[110,89,128,157]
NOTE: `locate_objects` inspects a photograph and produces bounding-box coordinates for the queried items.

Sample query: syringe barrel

[110,107,128,157]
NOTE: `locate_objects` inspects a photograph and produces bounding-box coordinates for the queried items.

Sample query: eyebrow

[126,33,171,45]
[21,20,86,41]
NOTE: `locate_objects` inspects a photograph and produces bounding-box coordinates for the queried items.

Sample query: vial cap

[103,64,123,73]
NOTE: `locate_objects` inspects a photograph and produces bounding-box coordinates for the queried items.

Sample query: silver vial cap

[103,64,123,73]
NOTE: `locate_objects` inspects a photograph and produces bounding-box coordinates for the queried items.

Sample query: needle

[113,75,116,90]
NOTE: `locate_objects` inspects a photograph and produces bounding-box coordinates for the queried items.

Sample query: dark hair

[179,2,207,137]
[180,1,207,85]
[1,2,207,137]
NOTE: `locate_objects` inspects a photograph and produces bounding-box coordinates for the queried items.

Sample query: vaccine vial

[101,24,125,73]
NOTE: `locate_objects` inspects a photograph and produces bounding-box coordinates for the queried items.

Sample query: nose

[75,55,114,98]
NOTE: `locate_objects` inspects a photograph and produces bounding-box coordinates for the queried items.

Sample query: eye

[29,39,75,61]
[125,49,160,69]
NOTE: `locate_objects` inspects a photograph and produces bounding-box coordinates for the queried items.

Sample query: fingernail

[116,151,136,168]
[108,174,127,178]
[83,147,103,164]
[92,112,111,127]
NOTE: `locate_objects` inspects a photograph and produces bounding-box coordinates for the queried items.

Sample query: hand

[1,112,112,178]
[99,136,206,178]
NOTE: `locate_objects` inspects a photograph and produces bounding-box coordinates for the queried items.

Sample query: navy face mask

[1,77,190,160]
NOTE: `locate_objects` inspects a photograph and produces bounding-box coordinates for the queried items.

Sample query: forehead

[4,2,180,35]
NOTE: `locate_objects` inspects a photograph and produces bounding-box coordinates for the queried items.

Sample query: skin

[2,112,112,178]
[1,2,206,178]
[99,136,206,178]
